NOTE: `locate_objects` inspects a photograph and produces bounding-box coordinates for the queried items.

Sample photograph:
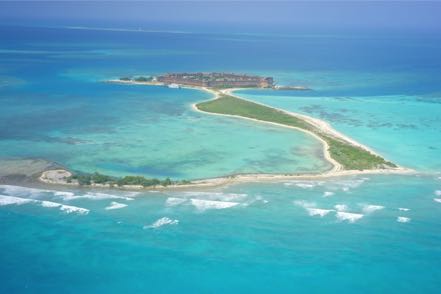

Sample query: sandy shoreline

[32,79,415,191]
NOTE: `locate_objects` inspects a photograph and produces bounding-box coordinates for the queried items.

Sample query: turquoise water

[1,25,441,292]
[2,174,441,292]
[0,27,332,179]
[0,81,329,179]
[236,88,441,172]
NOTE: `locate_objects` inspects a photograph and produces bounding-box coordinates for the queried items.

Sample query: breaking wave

[60,192,134,201]
[144,217,179,229]
[0,194,89,215]
[361,204,385,214]
[179,191,247,202]
[105,201,128,210]
[0,194,34,206]
[336,211,364,223]
[397,216,411,223]
[0,185,52,199]
[293,200,316,208]
[165,197,187,207]
[0,185,134,202]
[59,204,89,215]
[323,191,334,197]
[334,204,348,211]
[307,208,333,217]
[190,199,239,211]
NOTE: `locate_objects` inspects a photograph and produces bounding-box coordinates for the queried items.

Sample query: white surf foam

[0,194,34,206]
[398,207,410,211]
[61,192,134,201]
[190,199,239,211]
[435,190,441,196]
[397,216,411,223]
[40,200,62,208]
[41,200,89,215]
[165,197,188,207]
[334,204,348,211]
[433,198,441,203]
[307,208,333,217]
[295,183,316,189]
[0,194,89,215]
[293,200,316,208]
[0,185,52,198]
[0,185,132,204]
[361,204,385,214]
[338,178,368,189]
[53,191,76,198]
[336,211,363,223]
[105,201,128,210]
[180,191,247,202]
[323,191,335,197]
[144,217,179,229]
[59,204,89,215]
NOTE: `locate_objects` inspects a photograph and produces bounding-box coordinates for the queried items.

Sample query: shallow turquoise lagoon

[237,89,441,171]
[0,26,337,180]
[0,81,330,180]
[1,174,441,292]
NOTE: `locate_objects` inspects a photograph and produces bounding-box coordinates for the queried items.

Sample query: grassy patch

[196,94,396,170]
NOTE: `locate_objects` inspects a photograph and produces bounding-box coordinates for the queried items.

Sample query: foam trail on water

[0,185,52,198]
[191,199,239,211]
[334,204,347,211]
[144,217,179,229]
[397,216,411,223]
[59,205,89,215]
[433,198,441,203]
[323,191,334,197]
[284,180,324,188]
[398,207,410,211]
[295,183,316,189]
[61,192,134,201]
[40,200,62,208]
[165,197,187,207]
[0,194,34,206]
[105,201,128,210]
[41,200,89,215]
[307,208,333,217]
[336,212,363,223]
[435,190,441,196]
[0,185,134,202]
[180,191,247,202]
[0,194,89,215]
[293,200,316,208]
[361,204,385,214]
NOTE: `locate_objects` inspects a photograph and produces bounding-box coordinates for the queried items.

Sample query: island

[110,72,310,90]
[38,72,412,190]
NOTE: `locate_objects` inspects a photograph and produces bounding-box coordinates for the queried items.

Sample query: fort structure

[156,72,274,88]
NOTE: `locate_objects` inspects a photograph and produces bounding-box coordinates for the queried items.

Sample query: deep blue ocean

[1,25,441,293]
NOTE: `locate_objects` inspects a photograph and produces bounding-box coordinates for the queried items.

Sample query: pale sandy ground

[37,80,414,191]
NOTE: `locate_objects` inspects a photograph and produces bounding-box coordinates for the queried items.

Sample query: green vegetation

[133,76,153,82]
[69,172,183,187]
[119,76,153,82]
[196,94,396,170]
